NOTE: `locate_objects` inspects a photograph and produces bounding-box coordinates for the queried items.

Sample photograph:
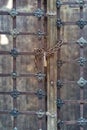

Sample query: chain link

[34,40,63,69]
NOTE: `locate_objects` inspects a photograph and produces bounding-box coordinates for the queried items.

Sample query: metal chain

[34,40,63,69]
[46,40,63,57]
[34,40,63,57]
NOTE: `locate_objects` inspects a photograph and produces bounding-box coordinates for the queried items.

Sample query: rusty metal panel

[0,0,47,130]
[56,0,87,130]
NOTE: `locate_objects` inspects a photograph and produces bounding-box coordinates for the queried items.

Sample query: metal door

[0,0,47,130]
[56,0,87,130]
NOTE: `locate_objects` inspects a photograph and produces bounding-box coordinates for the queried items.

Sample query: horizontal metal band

[0,110,46,116]
[0,89,46,100]
[57,117,87,127]
[0,31,46,36]
[0,73,45,77]
[0,51,35,55]
[57,58,87,65]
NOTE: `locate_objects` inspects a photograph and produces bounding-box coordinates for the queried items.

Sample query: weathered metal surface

[57,60,64,68]
[56,0,62,8]
[11,72,18,79]
[34,8,44,18]
[10,89,20,99]
[0,0,87,130]
[77,117,87,126]
[10,48,19,58]
[14,127,18,130]
[36,89,45,99]
[56,1,87,130]
[76,0,84,8]
[77,57,87,66]
[77,77,87,88]
[36,110,45,119]
[76,18,87,29]
[9,8,18,17]
[57,120,63,129]
[76,37,87,47]
[10,28,19,38]
[56,18,63,28]
[56,98,64,109]
[0,0,47,130]
[10,109,20,117]
[57,80,63,88]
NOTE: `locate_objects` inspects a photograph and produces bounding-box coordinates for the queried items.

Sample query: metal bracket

[36,110,45,119]
[10,48,19,58]
[77,57,87,66]
[11,72,18,79]
[10,89,20,99]
[10,108,19,117]
[9,8,18,17]
[56,18,63,28]
[77,117,87,127]
[77,77,87,88]
[34,8,44,18]
[57,120,64,129]
[56,0,62,8]
[35,89,45,99]
[57,80,63,88]
[56,98,64,109]
[76,18,87,29]
[36,72,45,81]
[76,37,87,47]
[76,0,84,8]
[11,28,19,38]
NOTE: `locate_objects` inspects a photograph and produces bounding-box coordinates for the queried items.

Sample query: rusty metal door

[56,0,87,130]
[1,0,87,130]
[0,0,47,130]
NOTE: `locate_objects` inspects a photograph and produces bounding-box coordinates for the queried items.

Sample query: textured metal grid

[0,0,47,130]
[56,0,87,130]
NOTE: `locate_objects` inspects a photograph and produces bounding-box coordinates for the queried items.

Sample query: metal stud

[10,89,20,99]
[57,120,63,129]
[36,89,45,99]
[36,72,45,81]
[13,127,17,130]
[57,80,63,88]
[77,57,87,66]
[77,77,87,88]
[36,110,45,119]
[57,60,64,68]
[11,28,19,38]
[56,18,63,28]
[77,117,87,127]
[37,30,45,39]
[10,48,19,58]
[10,108,19,117]
[76,18,87,29]
[9,8,18,17]
[76,0,84,8]
[56,98,64,109]
[34,8,44,18]
[56,0,62,8]
[11,72,17,79]
[76,37,87,47]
